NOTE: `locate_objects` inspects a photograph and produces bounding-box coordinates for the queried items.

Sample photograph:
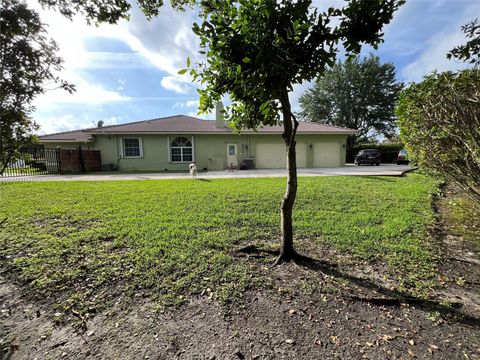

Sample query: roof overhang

[87,131,357,135]
[38,139,92,143]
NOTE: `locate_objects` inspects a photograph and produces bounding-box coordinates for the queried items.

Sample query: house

[38,110,355,171]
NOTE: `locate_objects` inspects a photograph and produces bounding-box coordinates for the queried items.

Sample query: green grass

[442,191,480,250]
[0,174,439,314]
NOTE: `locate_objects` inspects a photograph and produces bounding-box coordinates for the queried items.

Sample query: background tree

[30,0,404,262]
[0,0,74,175]
[396,69,480,203]
[299,55,403,157]
[447,19,479,66]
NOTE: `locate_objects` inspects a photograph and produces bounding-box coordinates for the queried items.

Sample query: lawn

[0,174,440,317]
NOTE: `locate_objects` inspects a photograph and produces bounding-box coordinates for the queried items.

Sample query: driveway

[0,164,414,182]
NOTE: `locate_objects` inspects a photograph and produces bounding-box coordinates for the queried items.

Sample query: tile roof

[38,115,356,141]
[86,115,356,135]
[38,129,93,142]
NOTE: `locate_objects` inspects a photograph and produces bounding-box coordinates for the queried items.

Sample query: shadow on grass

[196,178,212,182]
[293,253,480,329]
[361,176,398,182]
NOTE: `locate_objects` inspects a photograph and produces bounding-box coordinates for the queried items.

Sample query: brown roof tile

[38,115,356,141]
[86,115,356,135]
[38,129,93,142]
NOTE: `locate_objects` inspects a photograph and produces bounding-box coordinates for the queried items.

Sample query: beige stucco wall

[87,133,347,171]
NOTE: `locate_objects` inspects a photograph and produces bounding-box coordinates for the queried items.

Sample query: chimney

[215,101,225,128]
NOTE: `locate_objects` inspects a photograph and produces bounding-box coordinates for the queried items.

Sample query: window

[122,138,142,158]
[170,136,193,162]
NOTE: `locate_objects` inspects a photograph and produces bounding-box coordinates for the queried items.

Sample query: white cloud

[401,30,473,82]
[160,75,191,94]
[289,81,313,114]
[173,100,199,108]
[27,1,200,109]
[36,113,123,135]
[34,73,130,107]
[36,114,80,134]
[384,1,480,82]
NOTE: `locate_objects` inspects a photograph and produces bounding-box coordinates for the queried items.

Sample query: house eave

[38,139,92,143]
[86,131,357,136]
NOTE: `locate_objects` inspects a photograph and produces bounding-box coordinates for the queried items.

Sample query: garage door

[313,142,340,167]
[256,143,306,168]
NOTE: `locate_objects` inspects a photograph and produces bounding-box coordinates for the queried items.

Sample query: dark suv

[354,149,381,166]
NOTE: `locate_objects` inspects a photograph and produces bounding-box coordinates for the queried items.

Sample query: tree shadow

[293,253,480,329]
[361,176,397,182]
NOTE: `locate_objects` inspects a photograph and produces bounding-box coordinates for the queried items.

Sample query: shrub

[396,69,480,203]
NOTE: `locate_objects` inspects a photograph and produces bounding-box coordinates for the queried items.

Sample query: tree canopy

[299,55,403,143]
[36,0,193,24]
[447,19,480,66]
[0,0,74,174]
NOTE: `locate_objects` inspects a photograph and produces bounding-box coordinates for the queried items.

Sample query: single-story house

[38,112,356,171]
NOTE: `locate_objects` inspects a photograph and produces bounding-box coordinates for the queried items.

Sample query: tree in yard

[447,19,479,66]
[0,0,74,175]
[396,69,480,204]
[299,55,403,156]
[186,0,404,262]
[34,0,403,262]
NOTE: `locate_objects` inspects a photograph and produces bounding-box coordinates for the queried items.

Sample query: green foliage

[396,69,480,203]
[0,1,74,175]
[354,143,404,152]
[37,0,195,24]
[0,175,439,311]
[442,191,480,250]
[447,19,480,66]
[299,54,403,142]
[188,1,404,130]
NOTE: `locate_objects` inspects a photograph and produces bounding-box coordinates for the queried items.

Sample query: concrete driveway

[0,164,414,182]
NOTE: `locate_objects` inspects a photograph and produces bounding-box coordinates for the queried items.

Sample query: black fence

[1,147,60,177]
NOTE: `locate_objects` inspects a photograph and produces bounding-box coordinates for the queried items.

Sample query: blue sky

[29,0,479,135]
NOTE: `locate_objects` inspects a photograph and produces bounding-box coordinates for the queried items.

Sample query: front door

[227,144,238,167]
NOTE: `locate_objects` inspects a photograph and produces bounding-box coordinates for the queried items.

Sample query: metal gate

[1,147,60,177]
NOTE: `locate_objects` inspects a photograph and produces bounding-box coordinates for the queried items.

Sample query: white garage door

[313,142,340,167]
[256,143,307,168]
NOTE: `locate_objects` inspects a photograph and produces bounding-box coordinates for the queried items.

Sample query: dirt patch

[432,186,480,318]
[2,259,480,360]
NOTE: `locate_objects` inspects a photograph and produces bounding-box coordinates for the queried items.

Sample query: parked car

[354,149,381,166]
[397,149,410,165]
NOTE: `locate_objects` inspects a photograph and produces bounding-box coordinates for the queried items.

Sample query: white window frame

[168,135,195,163]
[121,137,143,158]
[227,143,237,156]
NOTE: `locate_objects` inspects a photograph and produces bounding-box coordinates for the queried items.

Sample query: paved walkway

[0,164,414,182]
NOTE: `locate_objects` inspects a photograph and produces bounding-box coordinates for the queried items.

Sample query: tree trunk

[276,88,299,264]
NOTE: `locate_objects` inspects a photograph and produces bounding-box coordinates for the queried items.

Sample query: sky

[28,0,479,135]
